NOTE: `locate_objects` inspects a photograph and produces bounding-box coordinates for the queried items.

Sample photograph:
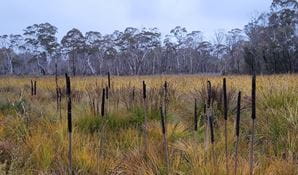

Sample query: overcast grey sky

[0,0,272,40]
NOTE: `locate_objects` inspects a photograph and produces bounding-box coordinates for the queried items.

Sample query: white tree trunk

[5,51,13,74]
[87,56,96,75]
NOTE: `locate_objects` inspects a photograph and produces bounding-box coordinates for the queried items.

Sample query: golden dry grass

[0,74,297,174]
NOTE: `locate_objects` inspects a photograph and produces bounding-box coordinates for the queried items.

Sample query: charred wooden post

[65,73,72,175]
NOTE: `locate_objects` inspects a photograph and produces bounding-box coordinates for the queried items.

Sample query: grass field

[0,74,297,174]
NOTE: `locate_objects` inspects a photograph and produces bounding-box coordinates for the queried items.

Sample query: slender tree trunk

[4,51,13,74]
[87,55,96,75]
[72,52,76,76]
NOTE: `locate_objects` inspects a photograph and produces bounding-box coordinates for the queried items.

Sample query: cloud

[0,0,272,40]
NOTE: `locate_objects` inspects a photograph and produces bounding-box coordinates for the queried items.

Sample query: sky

[0,0,272,41]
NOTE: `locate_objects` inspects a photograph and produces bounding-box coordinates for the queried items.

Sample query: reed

[30,80,34,96]
[223,78,229,174]
[203,104,208,151]
[101,88,105,117]
[250,75,256,175]
[55,64,59,112]
[234,91,241,175]
[207,81,212,108]
[34,80,37,95]
[163,81,168,124]
[58,87,62,119]
[142,81,148,155]
[160,105,169,174]
[209,115,215,144]
[65,73,72,175]
[207,80,216,173]
[106,86,109,115]
[108,72,111,89]
[194,98,198,131]
[206,81,212,149]
[131,86,135,109]
[209,114,215,171]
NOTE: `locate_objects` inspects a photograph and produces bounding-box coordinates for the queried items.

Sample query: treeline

[0,0,297,76]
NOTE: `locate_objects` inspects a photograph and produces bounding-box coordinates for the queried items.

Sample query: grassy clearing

[0,74,297,174]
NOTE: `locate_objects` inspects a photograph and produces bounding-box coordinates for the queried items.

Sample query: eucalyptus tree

[23,23,59,75]
[117,27,140,75]
[101,31,120,75]
[163,34,178,73]
[136,27,161,74]
[225,28,245,73]
[169,26,188,72]
[61,28,85,76]
[244,14,270,74]
[0,35,15,74]
[117,27,161,75]
[184,31,203,73]
[243,0,298,74]
[212,31,228,74]
[196,41,218,73]
[85,31,103,75]
[268,0,298,73]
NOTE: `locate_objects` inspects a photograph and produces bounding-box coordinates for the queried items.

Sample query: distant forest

[0,0,297,76]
